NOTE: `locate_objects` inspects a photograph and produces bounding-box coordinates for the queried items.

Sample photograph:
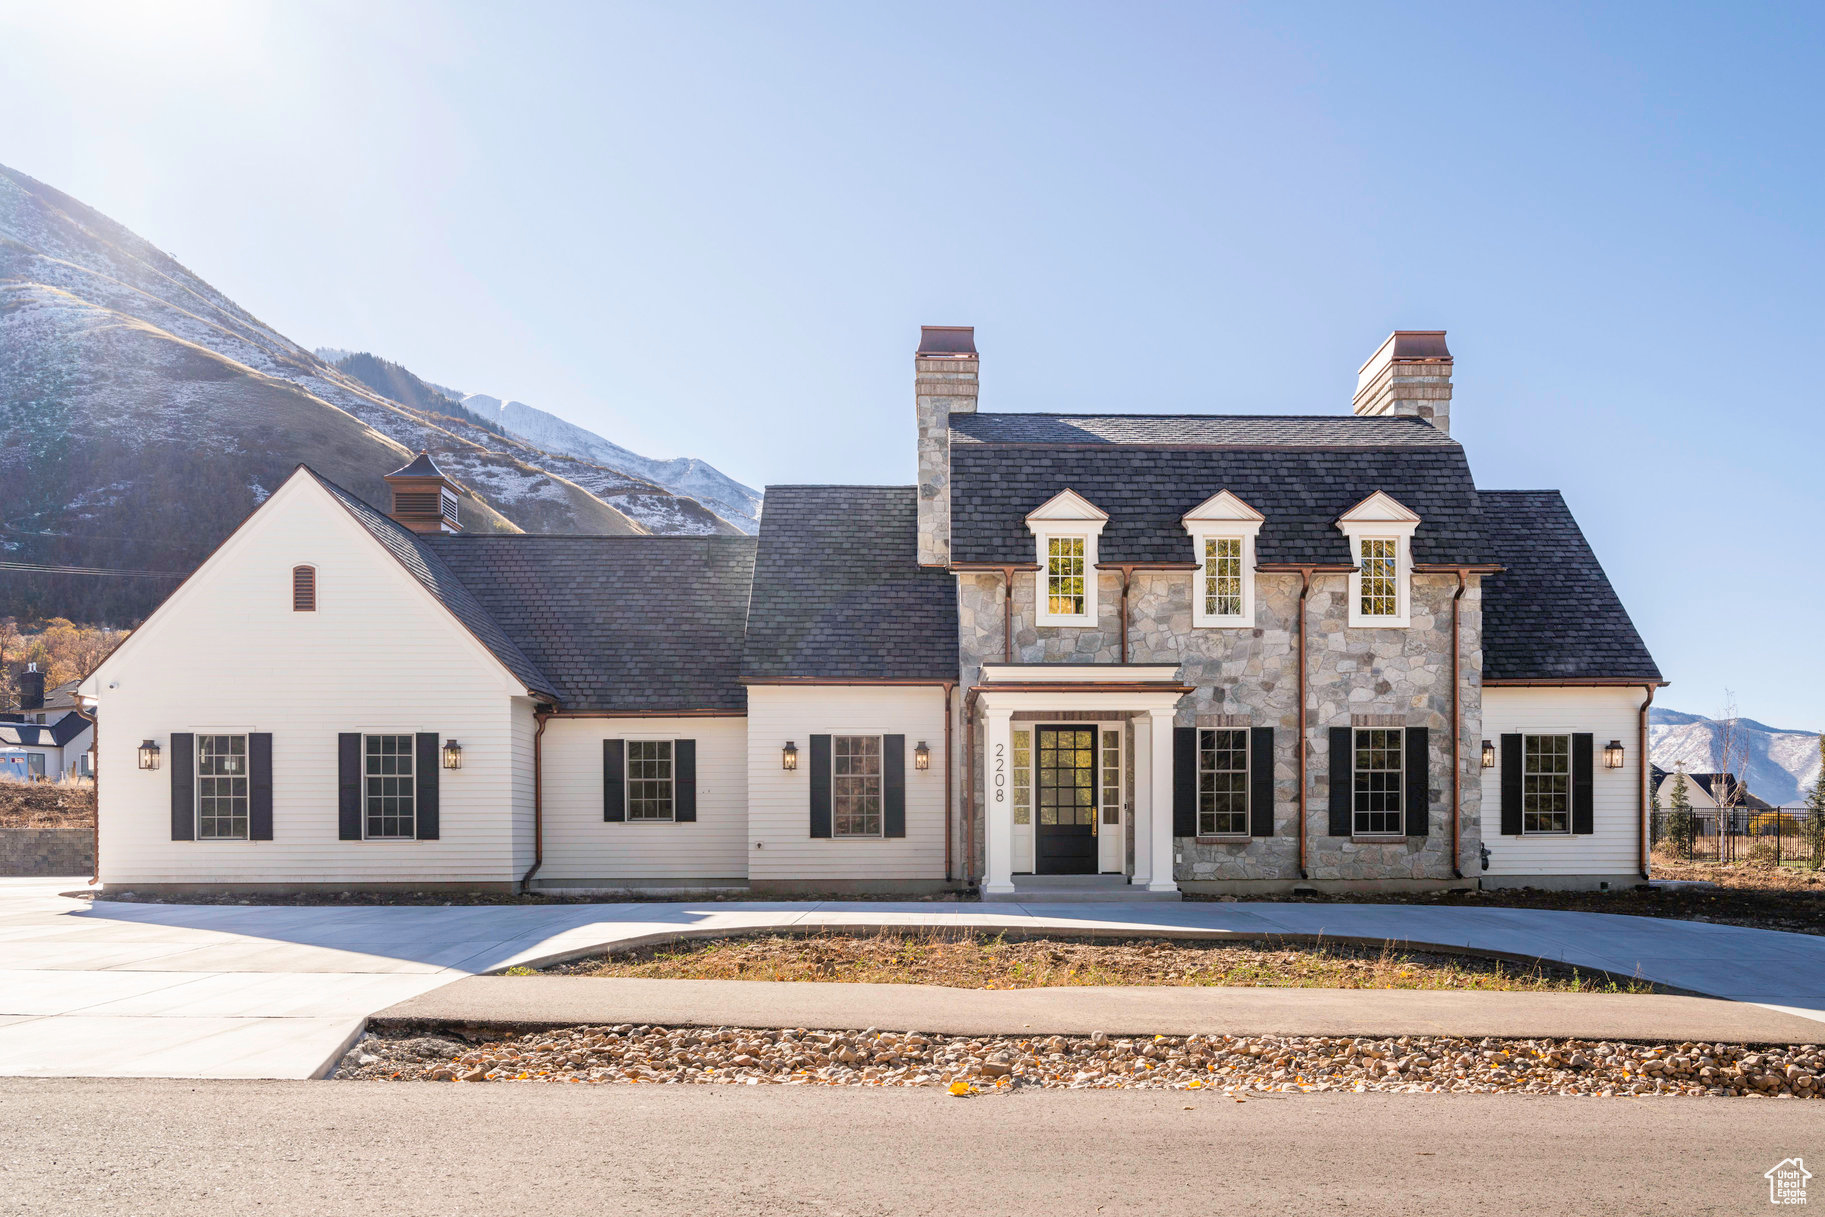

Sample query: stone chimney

[1353,331,1453,434]
[383,451,462,534]
[915,326,979,566]
[19,663,44,712]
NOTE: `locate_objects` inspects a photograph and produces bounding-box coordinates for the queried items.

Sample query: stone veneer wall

[0,827,94,877]
[956,568,1483,884]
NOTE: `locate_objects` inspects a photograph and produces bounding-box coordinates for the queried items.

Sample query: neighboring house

[80,327,1662,895]
[1651,763,1774,834]
[0,666,94,780]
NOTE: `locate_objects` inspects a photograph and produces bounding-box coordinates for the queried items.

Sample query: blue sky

[3,1,1821,728]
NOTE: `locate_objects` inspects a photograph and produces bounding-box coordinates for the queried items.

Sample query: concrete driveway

[2,876,1822,1079]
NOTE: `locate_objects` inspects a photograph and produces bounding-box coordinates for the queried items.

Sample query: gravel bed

[337,1025,1825,1099]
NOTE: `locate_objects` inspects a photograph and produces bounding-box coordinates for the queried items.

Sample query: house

[0,666,94,780]
[78,327,1662,895]
[1651,763,1774,835]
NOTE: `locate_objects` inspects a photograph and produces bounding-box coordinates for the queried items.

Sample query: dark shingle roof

[311,471,560,701]
[0,711,86,748]
[387,451,446,479]
[1478,490,1661,684]
[950,413,1461,448]
[949,432,1490,567]
[742,487,958,682]
[428,535,756,713]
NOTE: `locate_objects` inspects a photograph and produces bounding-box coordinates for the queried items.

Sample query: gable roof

[1478,490,1662,684]
[0,710,87,748]
[308,470,560,702]
[949,414,1489,567]
[427,534,756,713]
[741,486,958,683]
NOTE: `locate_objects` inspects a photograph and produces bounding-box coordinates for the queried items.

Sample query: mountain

[0,163,750,625]
[1649,707,1822,807]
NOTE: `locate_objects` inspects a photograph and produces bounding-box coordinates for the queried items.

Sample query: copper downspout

[1295,567,1312,880]
[520,706,552,892]
[73,700,98,885]
[1450,570,1467,880]
[1639,684,1656,881]
[962,688,981,886]
[1001,566,1015,663]
[1118,565,1135,664]
[943,682,954,883]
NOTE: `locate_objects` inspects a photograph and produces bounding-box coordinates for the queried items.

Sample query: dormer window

[1026,490,1107,626]
[1337,491,1419,628]
[1182,490,1263,628]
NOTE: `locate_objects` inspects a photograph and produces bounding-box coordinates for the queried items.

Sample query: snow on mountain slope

[1650,707,1822,806]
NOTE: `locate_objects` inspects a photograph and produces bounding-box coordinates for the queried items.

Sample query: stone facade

[914,356,977,567]
[0,827,93,877]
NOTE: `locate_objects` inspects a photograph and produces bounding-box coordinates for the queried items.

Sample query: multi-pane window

[364,734,416,840]
[1352,728,1404,837]
[1202,537,1244,617]
[1523,734,1572,834]
[1101,729,1121,826]
[1046,536,1087,616]
[1011,729,1032,826]
[197,734,249,840]
[832,735,883,837]
[1359,538,1399,618]
[627,740,675,821]
[1198,728,1249,836]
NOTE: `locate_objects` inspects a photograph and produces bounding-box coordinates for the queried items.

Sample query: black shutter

[338,733,362,840]
[1572,733,1595,835]
[1173,727,1197,837]
[674,739,696,822]
[883,734,906,838]
[415,732,439,840]
[1249,727,1274,837]
[1328,727,1352,837]
[603,740,625,822]
[249,732,273,841]
[170,732,195,841]
[1500,734,1523,836]
[809,734,832,838]
[1404,727,1430,837]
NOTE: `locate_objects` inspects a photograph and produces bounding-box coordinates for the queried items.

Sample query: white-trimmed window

[364,734,416,840]
[1027,490,1108,626]
[627,740,676,822]
[1522,734,1572,835]
[1012,728,1032,826]
[197,734,249,840]
[1182,491,1263,628]
[1338,491,1419,628]
[1100,728,1121,826]
[1352,728,1404,837]
[832,735,883,837]
[1198,728,1249,836]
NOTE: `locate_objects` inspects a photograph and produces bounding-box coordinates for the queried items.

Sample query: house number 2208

[993,743,1006,802]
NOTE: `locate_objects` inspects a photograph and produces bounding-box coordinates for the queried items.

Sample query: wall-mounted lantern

[1480,740,1495,769]
[137,739,161,770]
[913,741,931,771]
[442,739,463,770]
[1603,739,1625,769]
[781,741,799,771]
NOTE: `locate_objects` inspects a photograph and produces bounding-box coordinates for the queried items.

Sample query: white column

[1131,714,1153,887]
[983,706,1016,895]
[1146,707,1178,893]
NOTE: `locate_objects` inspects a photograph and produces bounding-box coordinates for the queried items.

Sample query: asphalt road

[2,1080,1817,1216]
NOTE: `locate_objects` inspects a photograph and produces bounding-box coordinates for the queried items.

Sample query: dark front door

[1036,726,1098,875]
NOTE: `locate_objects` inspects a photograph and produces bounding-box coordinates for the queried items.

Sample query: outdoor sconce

[1604,739,1625,769]
[137,740,161,771]
[1480,740,1495,769]
[781,741,798,771]
[914,741,931,771]
[442,739,463,770]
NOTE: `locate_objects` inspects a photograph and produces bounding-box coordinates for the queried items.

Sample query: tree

[1665,767,1696,861]
[1714,691,1750,861]
[1804,734,1825,871]
[1649,768,1663,848]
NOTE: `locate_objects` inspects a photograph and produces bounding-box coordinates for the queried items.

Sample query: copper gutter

[1295,566,1313,880]
[951,562,1040,572]
[1639,683,1656,881]
[548,709,744,718]
[741,677,953,687]
[943,682,955,883]
[968,682,1196,695]
[1485,678,1669,688]
[73,700,98,885]
[520,705,552,892]
[1450,569,1467,880]
[1001,566,1015,662]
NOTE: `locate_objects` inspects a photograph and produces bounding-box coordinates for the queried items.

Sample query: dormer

[1336,491,1420,628]
[1026,489,1107,626]
[1182,491,1264,628]
[383,451,462,534]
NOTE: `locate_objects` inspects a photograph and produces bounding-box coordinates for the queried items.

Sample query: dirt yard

[0,779,93,829]
[542,931,1652,992]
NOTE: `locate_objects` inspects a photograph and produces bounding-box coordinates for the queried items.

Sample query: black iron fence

[1651,808,1820,865]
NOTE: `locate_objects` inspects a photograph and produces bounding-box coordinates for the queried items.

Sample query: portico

[974,664,1189,898]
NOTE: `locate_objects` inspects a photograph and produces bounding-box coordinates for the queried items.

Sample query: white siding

[538,716,748,881]
[509,699,539,875]
[746,686,948,882]
[86,473,527,886]
[1481,686,1647,878]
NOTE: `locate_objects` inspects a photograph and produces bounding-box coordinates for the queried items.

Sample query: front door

[1035,726,1098,875]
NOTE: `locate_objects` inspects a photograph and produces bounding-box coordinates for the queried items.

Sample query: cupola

[383,451,462,534]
